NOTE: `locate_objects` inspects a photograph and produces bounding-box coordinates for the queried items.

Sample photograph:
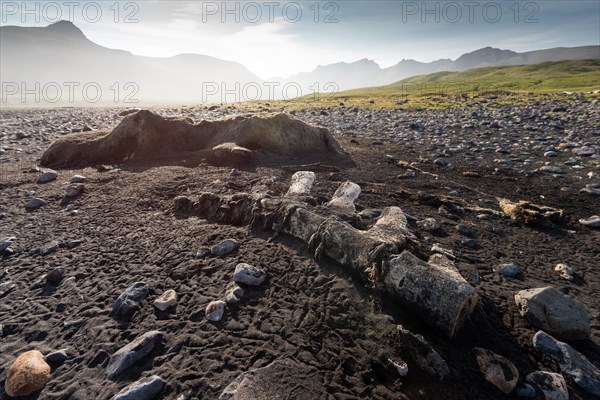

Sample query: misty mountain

[0,21,262,105]
[1,21,598,105]
[284,45,599,94]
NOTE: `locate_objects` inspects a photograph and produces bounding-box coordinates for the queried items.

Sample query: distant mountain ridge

[0,21,263,105]
[1,21,598,105]
[282,45,600,93]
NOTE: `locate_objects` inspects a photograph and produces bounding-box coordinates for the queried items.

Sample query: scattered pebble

[210,239,239,256]
[113,375,165,400]
[434,157,449,166]
[106,331,164,380]
[533,330,600,396]
[46,349,68,364]
[224,282,244,304]
[525,371,568,400]
[581,183,600,196]
[196,248,210,258]
[63,319,84,330]
[455,224,475,237]
[0,282,16,298]
[70,175,86,183]
[112,282,149,317]
[538,165,562,174]
[46,267,64,286]
[25,197,46,211]
[579,215,600,228]
[233,263,267,286]
[493,263,520,277]
[0,237,15,253]
[38,241,60,257]
[205,300,226,322]
[66,239,84,249]
[65,183,84,197]
[36,170,58,183]
[515,383,536,398]
[154,289,177,311]
[515,287,590,340]
[5,350,51,397]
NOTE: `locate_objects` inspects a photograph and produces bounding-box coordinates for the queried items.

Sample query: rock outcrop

[40,110,350,168]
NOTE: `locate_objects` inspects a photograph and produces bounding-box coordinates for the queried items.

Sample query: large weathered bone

[384,252,479,337]
[285,171,316,197]
[174,178,478,337]
[327,181,361,214]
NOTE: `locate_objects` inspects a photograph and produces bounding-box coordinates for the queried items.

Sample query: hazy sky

[1,1,598,78]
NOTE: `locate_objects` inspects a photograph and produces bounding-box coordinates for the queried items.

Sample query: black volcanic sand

[0,98,599,400]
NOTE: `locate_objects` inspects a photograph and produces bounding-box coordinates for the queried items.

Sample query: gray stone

[515,287,590,340]
[525,371,568,400]
[0,282,16,298]
[106,331,163,380]
[37,170,58,183]
[39,241,60,256]
[63,319,84,329]
[211,239,239,256]
[358,209,382,219]
[46,349,68,364]
[574,146,595,156]
[538,166,562,174]
[494,263,520,277]
[473,347,519,394]
[533,330,600,396]
[25,198,46,211]
[70,175,86,183]
[396,325,449,381]
[579,215,600,228]
[65,183,84,197]
[205,300,226,322]
[224,282,244,304]
[220,359,325,399]
[434,157,449,166]
[233,263,267,286]
[0,238,15,252]
[153,289,177,311]
[112,282,149,316]
[455,224,475,236]
[66,239,84,249]
[581,183,600,196]
[461,239,479,249]
[112,375,165,400]
[46,267,64,285]
[196,248,210,258]
[515,384,536,397]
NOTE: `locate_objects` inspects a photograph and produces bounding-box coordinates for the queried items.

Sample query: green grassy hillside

[340,59,600,97]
